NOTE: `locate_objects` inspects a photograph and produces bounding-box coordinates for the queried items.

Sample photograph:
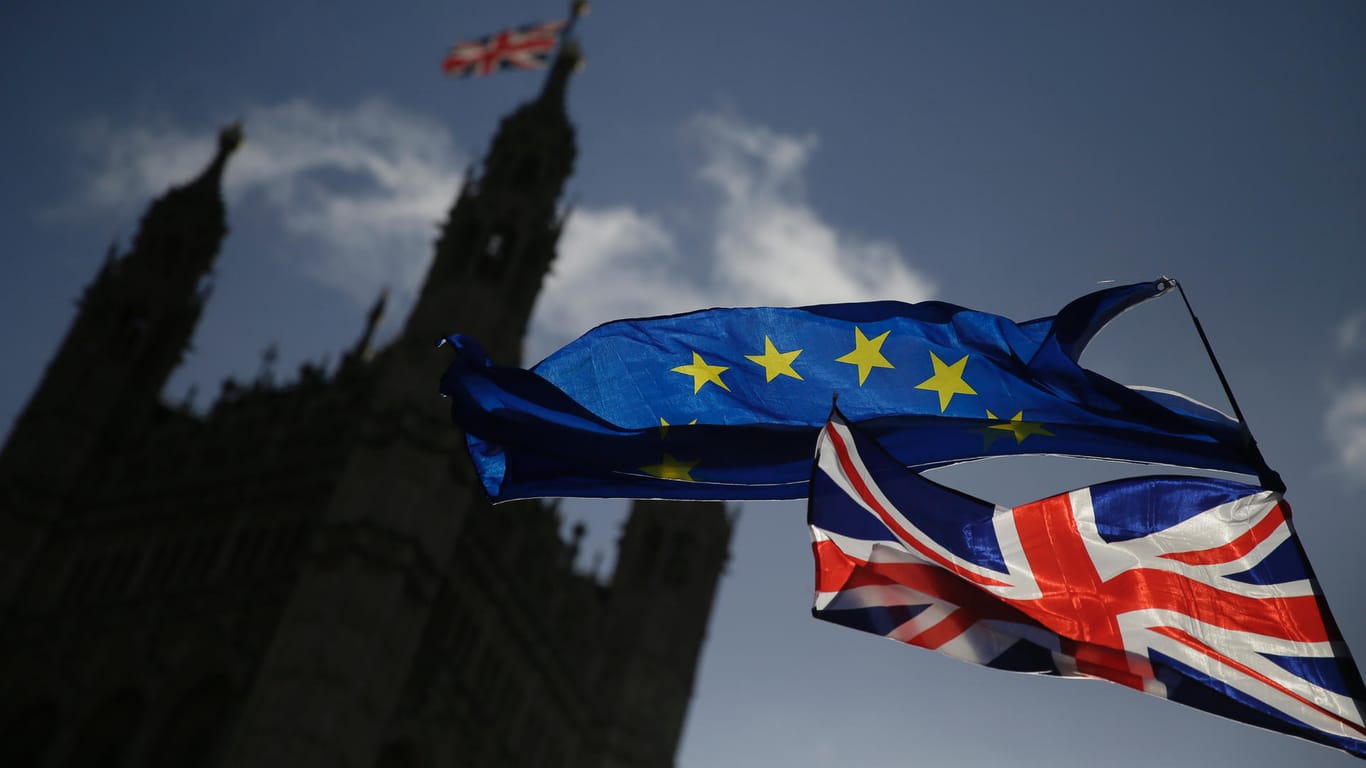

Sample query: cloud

[1324,311,1366,483]
[1325,384,1366,482]
[529,112,934,359]
[694,113,933,307]
[67,99,465,306]
[67,105,933,366]
[1338,311,1366,356]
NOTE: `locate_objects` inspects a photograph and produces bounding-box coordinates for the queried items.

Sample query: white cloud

[694,113,933,307]
[528,206,703,362]
[68,99,465,306]
[1324,309,1366,483]
[69,106,932,366]
[529,112,934,357]
[1337,311,1366,356]
[1325,384,1366,483]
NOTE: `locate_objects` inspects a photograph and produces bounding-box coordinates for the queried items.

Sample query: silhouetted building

[0,43,732,768]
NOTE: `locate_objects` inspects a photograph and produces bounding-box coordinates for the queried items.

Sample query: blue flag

[440,280,1271,501]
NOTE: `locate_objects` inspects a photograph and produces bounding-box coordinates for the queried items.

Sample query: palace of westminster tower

[0,37,732,768]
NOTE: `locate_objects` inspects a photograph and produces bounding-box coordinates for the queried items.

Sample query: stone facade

[0,47,732,768]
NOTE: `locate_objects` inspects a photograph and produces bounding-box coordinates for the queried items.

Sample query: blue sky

[3,1,1364,765]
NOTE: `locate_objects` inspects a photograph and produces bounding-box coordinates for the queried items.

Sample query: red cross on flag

[442,20,566,78]
[810,409,1366,759]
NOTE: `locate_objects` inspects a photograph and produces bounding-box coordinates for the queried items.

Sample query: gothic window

[637,525,663,582]
[113,303,149,358]
[62,689,145,768]
[473,651,502,700]
[183,537,222,583]
[270,522,307,568]
[0,698,60,767]
[62,555,100,603]
[98,550,143,598]
[146,542,185,590]
[450,616,482,667]
[228,529,265,573]
[661,531,695,588]
[476,227,518,281]
[372,740,416,768]
[477,232,507,280]
[146,677,232,768]
[164,233,185,266]
[514,154,541,188]
[519,709,547,766]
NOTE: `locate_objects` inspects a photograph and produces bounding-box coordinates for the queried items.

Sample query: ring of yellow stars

[988,410,1054,444]
[835,327,894,386]
[640,453,700,481]
[671,351,731,394]
[744,336,804,382]
[658,416,698,439]
[915,351,977,411]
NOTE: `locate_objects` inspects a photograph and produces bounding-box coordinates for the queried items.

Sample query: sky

[3,1,1365,765]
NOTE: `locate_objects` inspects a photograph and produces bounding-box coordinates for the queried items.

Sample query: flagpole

[1166,277,1284,493]
[533,0,589,98]
[563,0,590,39]
[553,1,590,58]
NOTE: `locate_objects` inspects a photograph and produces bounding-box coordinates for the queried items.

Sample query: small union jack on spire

[442,2,589,78]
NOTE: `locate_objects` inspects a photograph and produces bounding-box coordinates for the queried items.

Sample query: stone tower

[0,126,242,613]
[0,31,731,768]
[597,502,734,768]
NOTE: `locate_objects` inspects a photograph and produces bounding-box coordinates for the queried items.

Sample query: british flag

[442,21,566,78]
[810,410,1366,758]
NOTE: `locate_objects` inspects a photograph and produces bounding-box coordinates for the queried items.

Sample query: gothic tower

[213,43,584,751]
[218,34,731,768]
[0,126,242,612]
[598,502,734,768]
[404,42,579,366]
[0,17,730,768]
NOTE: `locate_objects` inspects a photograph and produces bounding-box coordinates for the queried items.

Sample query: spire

[343,288,388,368]
[0,123,246,598]
[538,0,589,107]
[194,122,244,191]
[538,40,582,109]
[127,122,242,276]
[399,24,580,365]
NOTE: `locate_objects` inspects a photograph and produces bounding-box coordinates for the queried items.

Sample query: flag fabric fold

[442,20,565,78]
[809,409,1366,759]
[441,280,1271,502]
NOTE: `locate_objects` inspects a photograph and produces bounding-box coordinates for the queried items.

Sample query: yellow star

[980,409,1009,449]
[745,336,804,382]
[915,351,977,411]
[988,411,1054,444]
[671,352,731,394]
[835,327,894,386]
[658,416,697,439]
[640,453,699,481]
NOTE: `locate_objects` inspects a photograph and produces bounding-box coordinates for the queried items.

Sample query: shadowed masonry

[0,42,731,768]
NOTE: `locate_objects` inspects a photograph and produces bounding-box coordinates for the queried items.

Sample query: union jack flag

[442,21,566,78]
[810,410,1366,758]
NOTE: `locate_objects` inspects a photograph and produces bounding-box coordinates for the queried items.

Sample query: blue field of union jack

[810,411,1366,759]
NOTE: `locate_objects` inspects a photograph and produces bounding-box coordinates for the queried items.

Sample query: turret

[400,45,579,366]
[596,500,734,768]
[0,124,241,611]
[340,288,388,372]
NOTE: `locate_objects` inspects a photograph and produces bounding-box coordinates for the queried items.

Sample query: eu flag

[440,280,1271,501]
